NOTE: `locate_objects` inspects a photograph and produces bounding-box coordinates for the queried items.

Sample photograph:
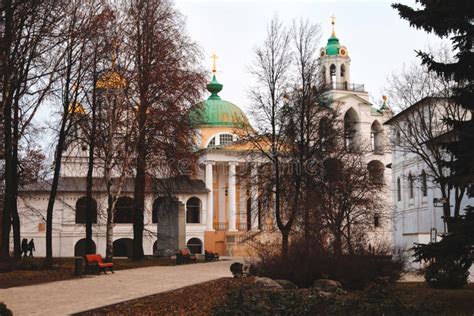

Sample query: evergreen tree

[393,0,474,288]
[392,0,474,204]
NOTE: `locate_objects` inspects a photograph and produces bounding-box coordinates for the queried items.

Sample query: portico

[203,159,260,234]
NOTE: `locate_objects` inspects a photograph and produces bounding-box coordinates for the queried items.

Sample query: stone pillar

[205,162,214,231]
[250,164,259,230]
[228,162,237,231]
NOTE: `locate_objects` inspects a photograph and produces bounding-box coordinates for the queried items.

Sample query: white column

[228,162,237,231]
[250,164,259,230]
[205,162,214,231]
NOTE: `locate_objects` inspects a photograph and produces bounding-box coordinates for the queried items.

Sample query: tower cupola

[319,16,351,89]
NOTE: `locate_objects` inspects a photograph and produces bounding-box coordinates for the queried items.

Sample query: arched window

[186,238,203,254]
[324,158,343,182]
[219,134,234,145]
[319,117,334,151]
[208,137,216,148]
[330,64,337,88]
[397,178,401,202]
[207,133,236,148]
[186,197,201,223]
[407,123,414,138]
[421,170,428,197]
[370,121,384,153]
[321,66,326,84]
[75,197,97,224]
[395,130,401,145]
[340,64,346,78]
[114,197,134,223]
[367,160,385,185]
[344,108,359,152]
[408,173,414,199]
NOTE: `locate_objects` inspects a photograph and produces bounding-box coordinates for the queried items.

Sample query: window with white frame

[207,133,236,148]
[219,133,234,145]
[408,173,414,199]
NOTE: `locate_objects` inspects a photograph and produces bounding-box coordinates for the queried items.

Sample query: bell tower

[319,16,351,89]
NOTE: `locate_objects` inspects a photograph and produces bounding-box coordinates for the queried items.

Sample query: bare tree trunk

[106,190,114,259]
[133,122,146,260]
[85,61,98,255]
[1,0,14,260]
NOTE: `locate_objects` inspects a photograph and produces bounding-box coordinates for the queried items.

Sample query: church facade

[16,21,394,257]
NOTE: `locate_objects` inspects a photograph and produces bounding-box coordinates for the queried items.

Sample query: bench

[84,254,114,275]
[177,248,197,264]
[205,250,219,262]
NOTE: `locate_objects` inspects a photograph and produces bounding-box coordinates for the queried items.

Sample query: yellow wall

[200,126,241,149]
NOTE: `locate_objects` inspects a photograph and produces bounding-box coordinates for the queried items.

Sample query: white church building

[16,20,394,258]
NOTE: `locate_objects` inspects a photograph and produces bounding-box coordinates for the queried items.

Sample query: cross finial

[211,53,218,74]
[331,15,336,37]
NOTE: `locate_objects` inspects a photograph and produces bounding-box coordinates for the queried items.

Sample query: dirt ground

[0,256,176,289]
[76,278,252,316]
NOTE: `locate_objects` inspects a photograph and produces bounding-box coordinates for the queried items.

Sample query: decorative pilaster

[205,162,214,231]
[250,164,260,230]
[228,162,237,231]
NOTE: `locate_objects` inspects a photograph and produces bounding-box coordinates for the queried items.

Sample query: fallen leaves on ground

[76,277,253,316]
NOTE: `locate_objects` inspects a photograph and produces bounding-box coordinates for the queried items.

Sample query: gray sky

[175,0,444,112]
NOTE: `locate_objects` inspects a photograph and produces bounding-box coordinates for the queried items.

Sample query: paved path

[0,260,235,315]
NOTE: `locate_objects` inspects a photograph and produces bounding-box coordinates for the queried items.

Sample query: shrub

[248,241,405,289]
[0,302,12,316]
[424,260,470,289]
[412,207,473,289]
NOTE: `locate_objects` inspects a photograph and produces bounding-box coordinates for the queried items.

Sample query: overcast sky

[175,0,444,112]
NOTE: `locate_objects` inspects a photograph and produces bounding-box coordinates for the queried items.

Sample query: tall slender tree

[123,0,205,260]
[1,0,64,259]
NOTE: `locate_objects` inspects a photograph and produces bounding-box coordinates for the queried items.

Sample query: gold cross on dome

[211,53,218,74]
[331,15,336,36]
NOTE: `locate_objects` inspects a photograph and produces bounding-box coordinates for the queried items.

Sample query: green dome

[190,75,249,127]
[326,36,340,56]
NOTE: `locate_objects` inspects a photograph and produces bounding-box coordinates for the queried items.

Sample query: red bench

[84,254,114,275]
[178,249,197,264]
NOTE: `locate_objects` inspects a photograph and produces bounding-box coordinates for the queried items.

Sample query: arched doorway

[113,238,133,258]
[186,238,203,254]
[74,238,96,257]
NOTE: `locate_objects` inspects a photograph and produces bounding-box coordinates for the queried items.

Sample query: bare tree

[123,0,205,260]
[1,0,65,259]
[245,16,293,256]
[44,0,104,266]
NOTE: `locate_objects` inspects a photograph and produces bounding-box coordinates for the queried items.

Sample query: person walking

[28,239,35,258]
[21,238,29,258]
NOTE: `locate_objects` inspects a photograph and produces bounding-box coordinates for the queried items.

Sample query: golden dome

[68,102,85,115]
[96,70,126,90]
